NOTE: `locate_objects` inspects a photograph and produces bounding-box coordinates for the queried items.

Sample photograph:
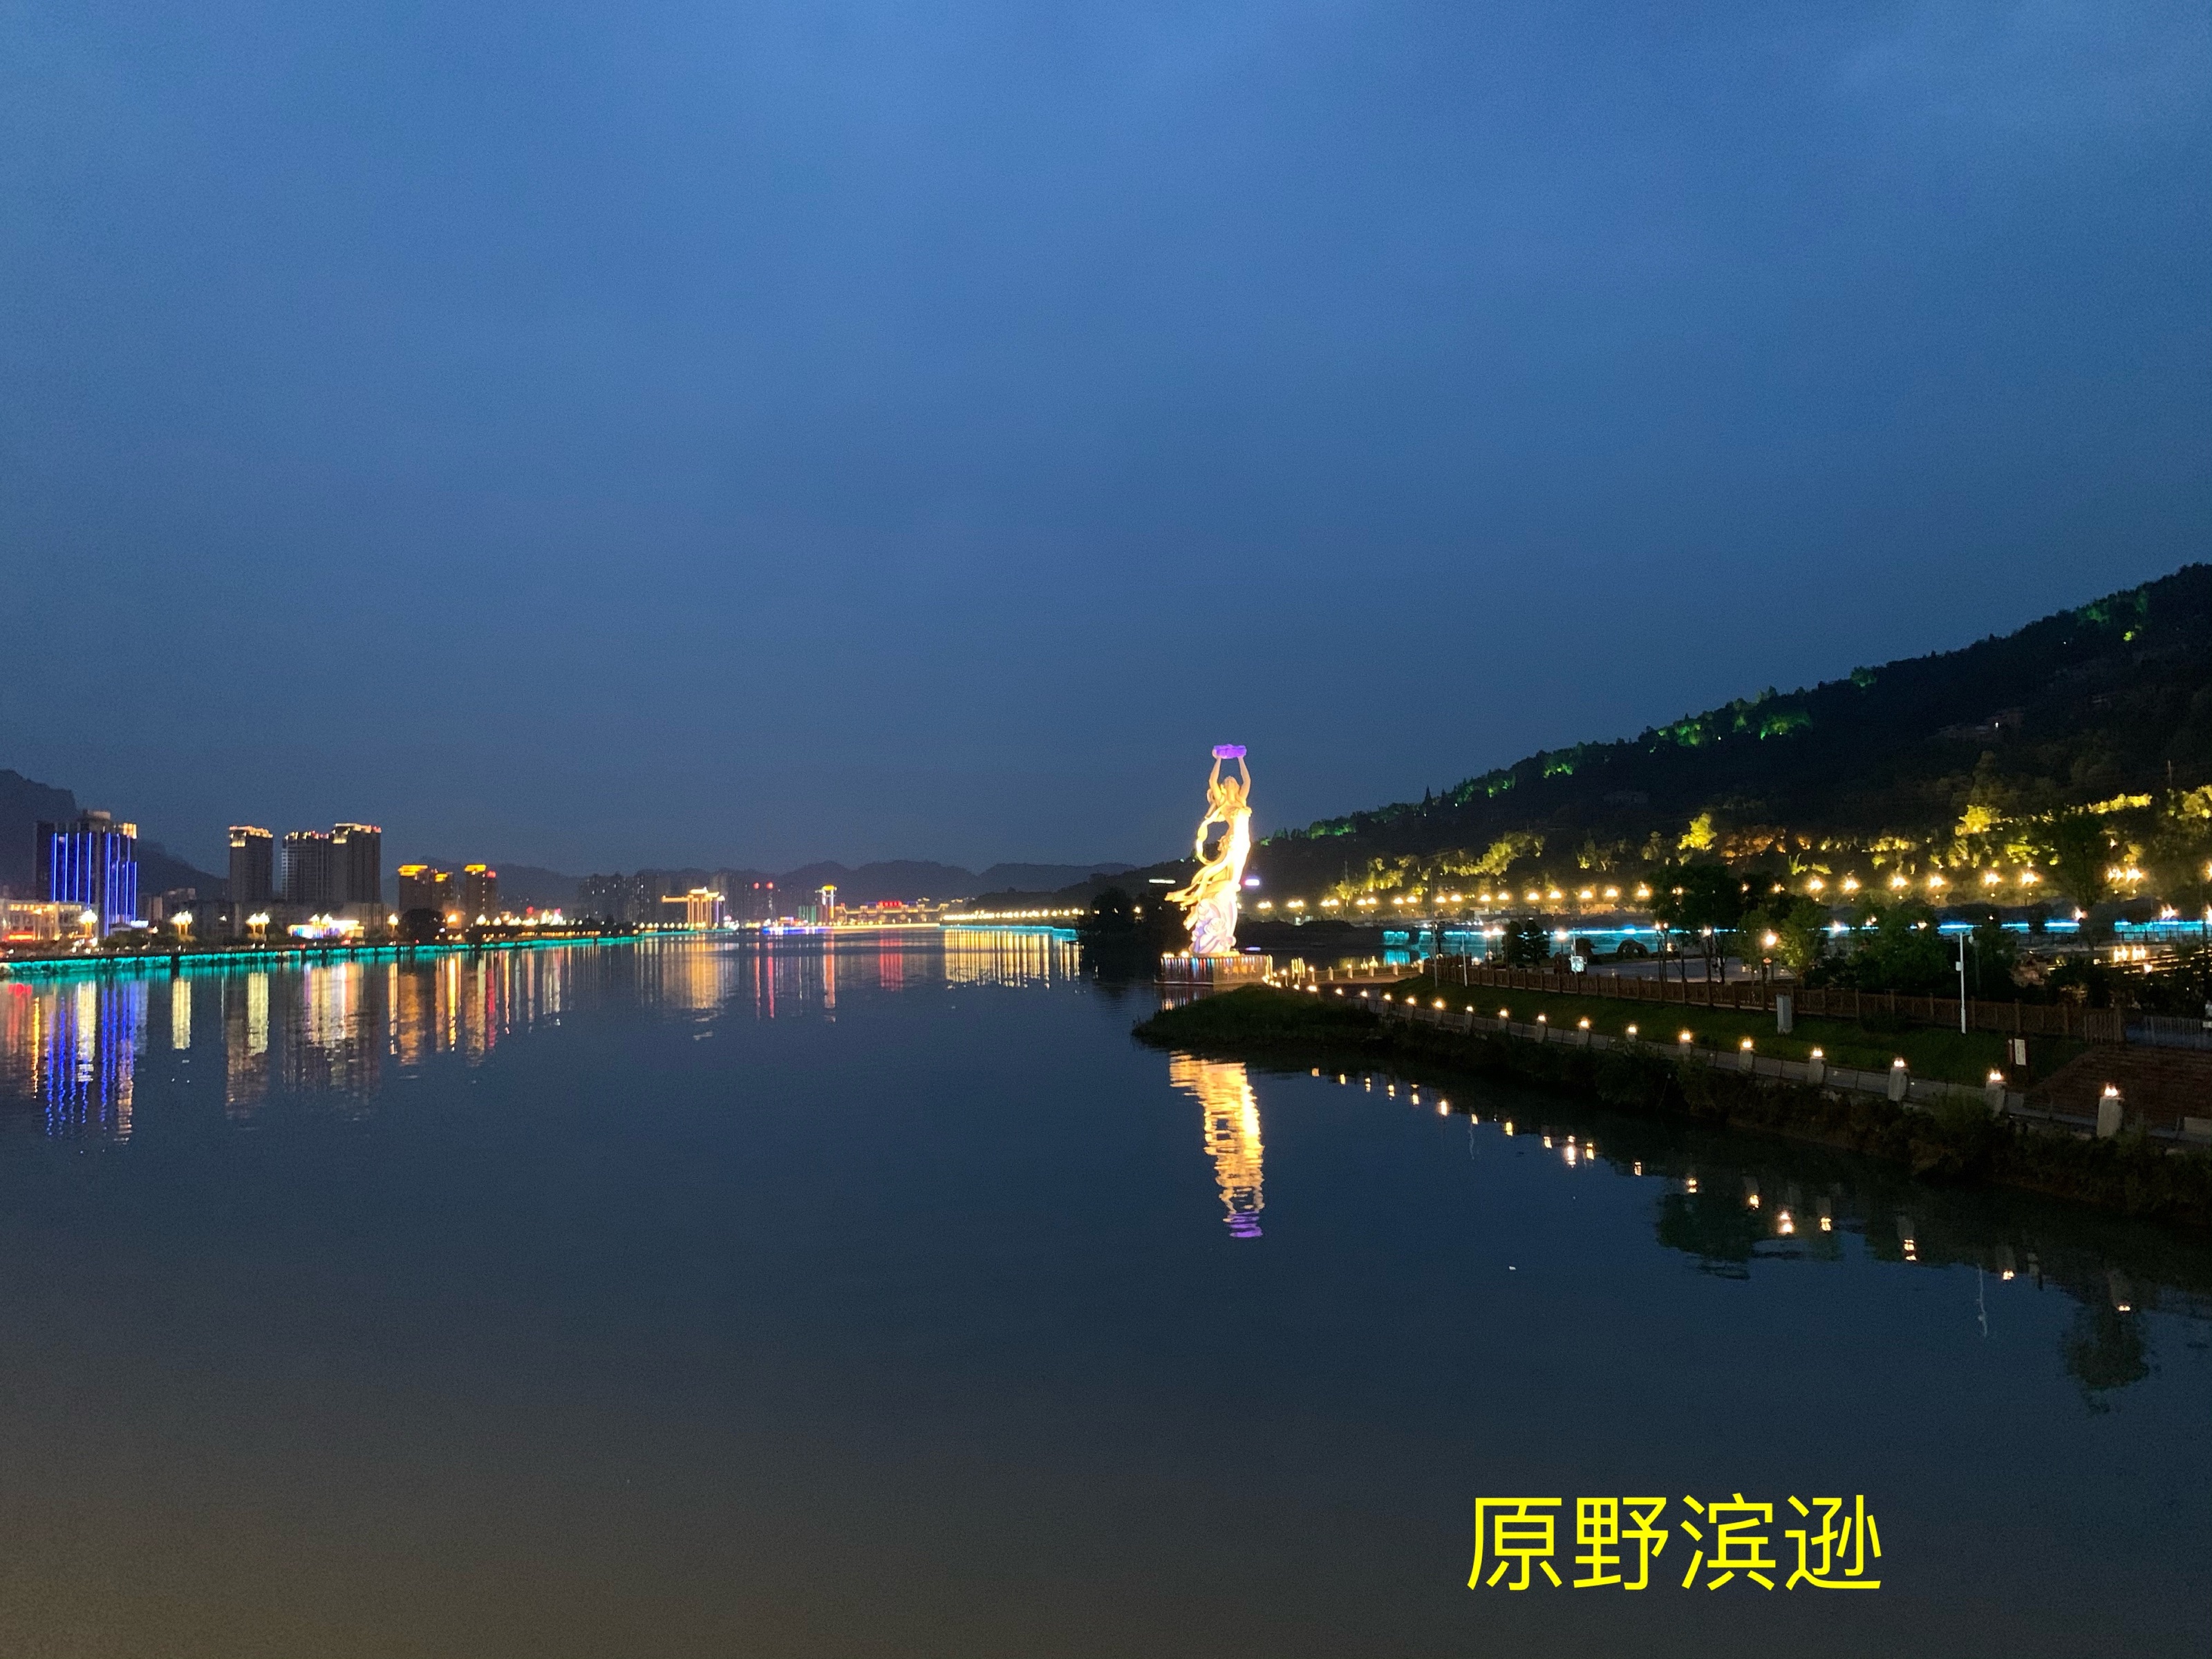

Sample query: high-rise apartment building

[229,826,274,908]
[460,864,498,921]
[396,865,453,915]
[332,823,382,906]
[35,811,138,935]
[587,872,649,924]
[280,830,335,910]
[736,879,778,923]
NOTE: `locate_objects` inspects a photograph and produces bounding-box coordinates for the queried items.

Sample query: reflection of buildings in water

[471,946,568,1048]
[3,937,1047,1131]
[862,933,951,993]
[281,963,384,1097]
[0,984,38,1100]
[873,937,904,990]
[35,977,142,1139]
[508,947,568,1031]
[301,963,352,1050]
[392,962,438,1067]
[740,937,948,1019]
[729,930,1074,1020]
[751,944,776,1020]
[942,928,1080,989]
[745,943,841,1018]
[226,974,270,1109]
[1169,1054,1265,1239]
[655,939,733,1015]
[2,947,586,1134]
[461,952,494,1062]
[854,934,944,995]
[434,954,459,1055]
[827,936,944,1001]
[753,946,810,1018]
[390,947,572,1067]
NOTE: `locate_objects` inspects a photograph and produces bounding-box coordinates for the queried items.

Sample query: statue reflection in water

[1169,1054,1264,1238]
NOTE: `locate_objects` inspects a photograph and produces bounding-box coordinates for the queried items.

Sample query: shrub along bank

[1134,987,2212,1227]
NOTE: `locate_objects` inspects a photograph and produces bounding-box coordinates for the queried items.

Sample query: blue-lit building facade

[35,812,139,936]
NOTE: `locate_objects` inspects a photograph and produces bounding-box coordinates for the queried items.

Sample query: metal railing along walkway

[1310,983,2181,1136]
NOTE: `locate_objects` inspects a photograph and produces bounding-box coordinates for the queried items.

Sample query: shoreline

[0,930,639,982]
[1134,986,2212,1228]
[0,920,1078,984]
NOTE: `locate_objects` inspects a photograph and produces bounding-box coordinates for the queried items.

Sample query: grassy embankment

[1135,986,2212,1226]
[1380,972,2086,1087]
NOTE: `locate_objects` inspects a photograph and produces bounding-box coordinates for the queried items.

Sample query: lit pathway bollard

[2097,1085,2124,1139]
[1887,1058,1909,1103]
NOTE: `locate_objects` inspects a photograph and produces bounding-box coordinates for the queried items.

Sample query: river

[0,935,2204,1657]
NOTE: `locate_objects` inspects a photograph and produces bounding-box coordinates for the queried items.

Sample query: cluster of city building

[7,814,1074,956]
[577,873,870,929]
[1,810,513,949]
[573,872,960,930]
[578,872,778,927]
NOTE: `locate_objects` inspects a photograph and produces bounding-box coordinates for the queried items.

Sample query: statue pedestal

[1159,953,1273,986]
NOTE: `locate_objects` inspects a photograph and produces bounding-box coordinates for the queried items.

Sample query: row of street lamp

[1258,857,2212,915]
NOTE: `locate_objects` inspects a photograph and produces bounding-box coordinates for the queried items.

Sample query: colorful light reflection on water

[0,932,1084,1138]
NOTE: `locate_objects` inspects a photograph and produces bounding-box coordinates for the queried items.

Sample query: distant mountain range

[0,777,1134,910]
[564,859,1137,908]
[780,861,1136,903]
[0,770,223,899]
[402,859,1134,908]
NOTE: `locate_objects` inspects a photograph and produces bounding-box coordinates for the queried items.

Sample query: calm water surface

[0,935,2205,1658]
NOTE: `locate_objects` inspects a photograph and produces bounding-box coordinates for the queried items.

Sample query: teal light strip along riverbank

[0,924,1080,985]
[0,932,646,984]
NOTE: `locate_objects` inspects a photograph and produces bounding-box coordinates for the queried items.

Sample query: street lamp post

[1956,929,1970,1035]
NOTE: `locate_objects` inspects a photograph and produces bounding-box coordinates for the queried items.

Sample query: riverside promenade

[1319,982,2212,1148]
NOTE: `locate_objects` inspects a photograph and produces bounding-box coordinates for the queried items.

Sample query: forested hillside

[1253,565,2212,910]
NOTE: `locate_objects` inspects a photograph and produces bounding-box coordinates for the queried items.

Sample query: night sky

[4,3,2206,874]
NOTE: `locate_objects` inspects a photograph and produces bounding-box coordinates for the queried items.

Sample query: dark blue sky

[4,2,2206,874]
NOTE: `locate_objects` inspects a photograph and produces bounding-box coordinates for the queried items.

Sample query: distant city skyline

[3,762,1143,914]
[10,771,1157,886]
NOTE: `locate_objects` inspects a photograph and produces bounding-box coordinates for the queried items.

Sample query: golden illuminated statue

[1166,745,1253,957]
